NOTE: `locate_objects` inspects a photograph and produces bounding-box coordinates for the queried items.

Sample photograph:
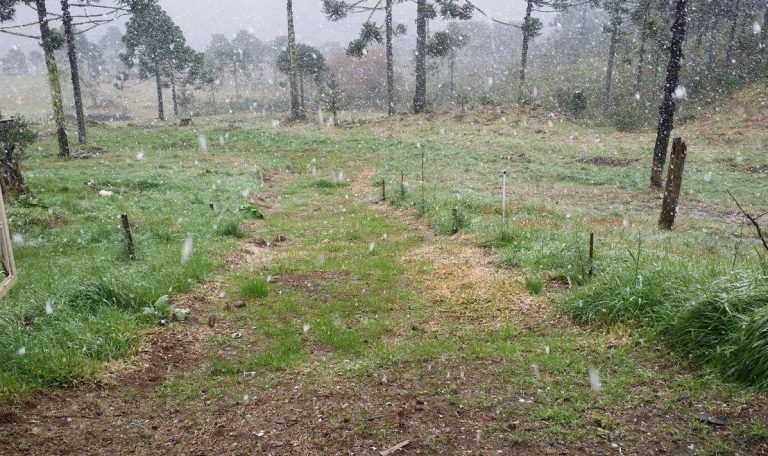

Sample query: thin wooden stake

[659,138,687,230]
[400,170,405,200]
[381,178,386,202]
[120,213,136,260]
[589,232,595,277]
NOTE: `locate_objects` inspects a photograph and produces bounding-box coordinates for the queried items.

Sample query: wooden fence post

[381,178,386,202]
[588,232,595,277]
[120,213,137,259]
[659,138,687,230]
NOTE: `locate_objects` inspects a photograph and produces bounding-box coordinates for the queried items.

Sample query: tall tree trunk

[413,0,428,113]
[603,7,622,117]
[705,17,720,84]
[635,19,648,93]
[170,72,178,116]
[518,0,534,103]
[35,0,69,157]
[155,59,165,121]
[763,6,767,42]
[385,0,395,116]
[449,53,456,101]
[650,0,688,190]
[61,0,86,145]
[287,0,304,119]
[232,61,240,100]
[299,73,305,112]
[725,0,741,63]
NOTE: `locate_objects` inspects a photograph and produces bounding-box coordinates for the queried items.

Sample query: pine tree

[121,2,193,121]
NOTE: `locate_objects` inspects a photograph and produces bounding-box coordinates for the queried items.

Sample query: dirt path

[1,167,766,456]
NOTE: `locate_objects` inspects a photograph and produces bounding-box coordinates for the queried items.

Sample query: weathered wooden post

[0,186,17,299]
[400,170,405,200]
[588,232,595,277]
[120,213,137,259]
[659,138,687,230]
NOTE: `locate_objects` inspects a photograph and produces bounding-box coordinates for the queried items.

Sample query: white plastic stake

[501,171,508,237]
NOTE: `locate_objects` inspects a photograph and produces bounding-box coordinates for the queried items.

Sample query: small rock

[208,315,217,328]
[233,301,246,309]
[231,332,242,339]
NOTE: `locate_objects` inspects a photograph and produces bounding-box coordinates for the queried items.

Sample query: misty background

[0,0,530,51]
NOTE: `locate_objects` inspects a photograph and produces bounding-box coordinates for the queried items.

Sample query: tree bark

[518,0,534,103]
[603,5,622,117]
[61,0,86,145]
[650,0,688,190]
[385,0,395,116]
[35,0,69,157]
[287,0,304,119]
[413,0,428,113]
[155,59,165,121]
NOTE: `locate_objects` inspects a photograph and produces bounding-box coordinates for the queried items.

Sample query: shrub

[0,115,37,195]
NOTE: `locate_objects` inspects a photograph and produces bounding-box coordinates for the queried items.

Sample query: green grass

[0,123,289,401]
[0,100,766,451]
[238,276,270,299]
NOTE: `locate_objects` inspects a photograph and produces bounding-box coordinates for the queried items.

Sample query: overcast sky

[1,0,529,52]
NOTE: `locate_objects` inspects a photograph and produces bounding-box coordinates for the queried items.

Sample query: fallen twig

[380,440,410,456]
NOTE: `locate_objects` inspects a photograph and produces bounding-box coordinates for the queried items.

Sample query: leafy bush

[0,115,37,195]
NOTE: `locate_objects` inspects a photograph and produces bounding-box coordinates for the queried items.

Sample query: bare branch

[729,191,768,253]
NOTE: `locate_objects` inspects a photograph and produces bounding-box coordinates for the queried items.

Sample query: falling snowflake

[136,151,145,161]
[673,86,687,100]
[45,301,53,315]
[16,346,26,356]
[198,133,209,153]
[181,235,193,264]
[589,367,602,391]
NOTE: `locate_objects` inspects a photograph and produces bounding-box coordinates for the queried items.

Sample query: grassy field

[0,86,766,453]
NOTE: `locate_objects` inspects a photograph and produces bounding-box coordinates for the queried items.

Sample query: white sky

[1,0,528,52]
